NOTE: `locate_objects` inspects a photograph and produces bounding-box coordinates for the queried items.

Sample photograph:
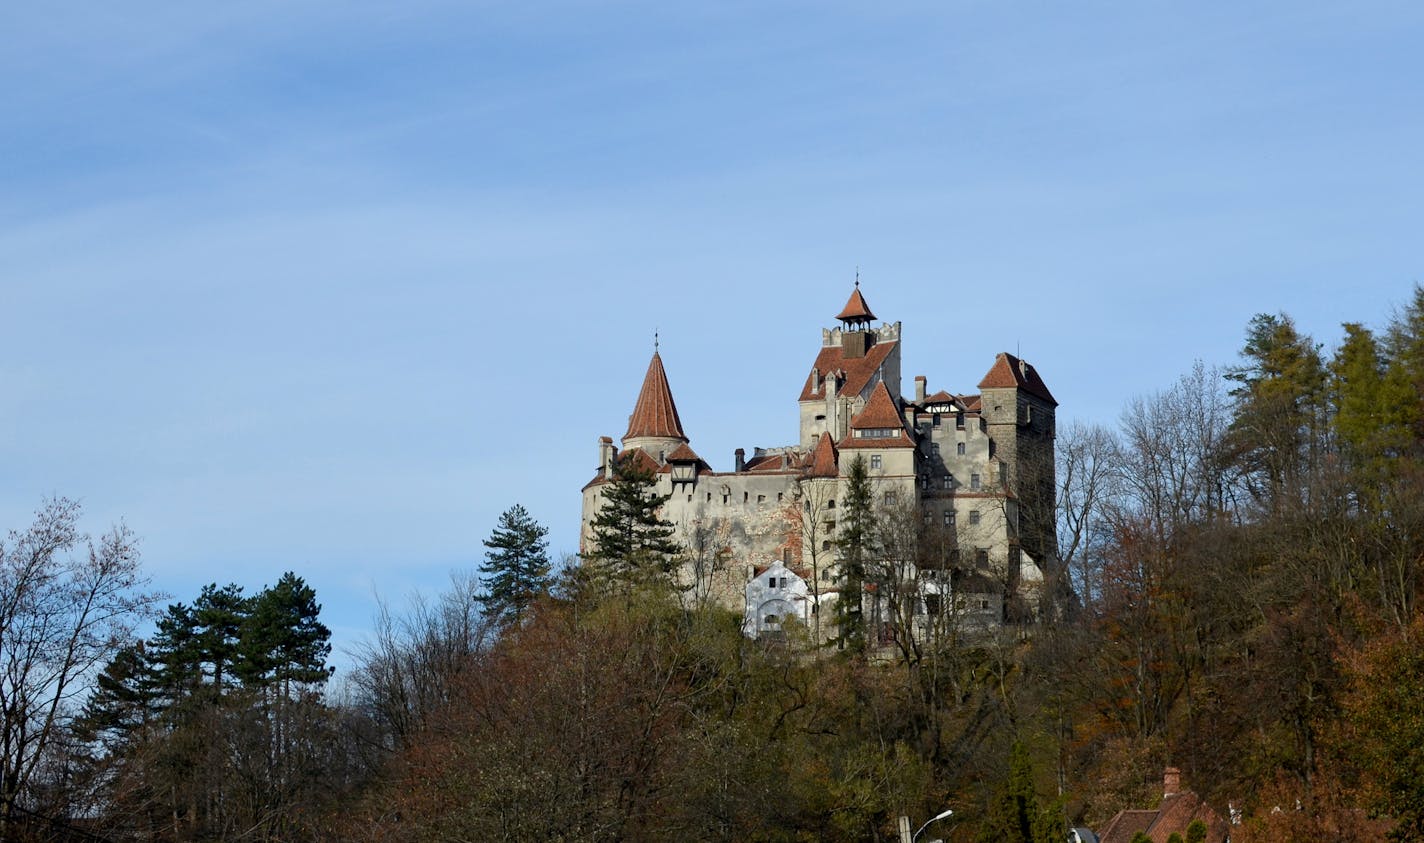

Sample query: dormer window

[855,427,899,439]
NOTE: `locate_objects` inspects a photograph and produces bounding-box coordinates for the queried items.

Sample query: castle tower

[622,349,689,464]
[978,353,1059,590]
[799,283,902,448]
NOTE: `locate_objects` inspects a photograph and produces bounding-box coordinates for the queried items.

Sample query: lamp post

[912,808,954,842]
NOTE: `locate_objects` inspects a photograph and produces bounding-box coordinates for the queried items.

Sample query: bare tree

[1055,420,1119,609]
[0,497,160,833]
[348,571,497,754]
[789,475,840,647]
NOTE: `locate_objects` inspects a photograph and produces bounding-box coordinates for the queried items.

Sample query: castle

[581,285,1058,640]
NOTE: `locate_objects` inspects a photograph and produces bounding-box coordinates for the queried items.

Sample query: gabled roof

[850,381,905,429]
[836,284,876,323]
[921,389,958,406]
[665,442,699,462]
[977,352,1057,405]
[1097,810,1157,843]
[624,352,689,442]
[799,341,898,402]
[806,434,838,478]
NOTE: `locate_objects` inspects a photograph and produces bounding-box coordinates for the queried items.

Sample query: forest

[5,288,1424,842]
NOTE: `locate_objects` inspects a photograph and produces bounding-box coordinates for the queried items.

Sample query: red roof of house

[977,352,1057,405]
[799,341,898,402]
[1097,810,1158,843]
[624,352,689,442]
[836,284,877,322]
[806,434,839,477]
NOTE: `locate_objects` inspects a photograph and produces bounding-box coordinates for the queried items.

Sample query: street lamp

[913,808,954,842]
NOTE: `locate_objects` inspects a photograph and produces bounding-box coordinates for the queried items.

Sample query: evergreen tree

[76,644,155,751]
[193,582,249,695]
[833,454,873,654]
[584,454,682,591]
[977,741,1066,843]
[1225,312,1327,511]
[476,504,552,625]
[238,572,333,692]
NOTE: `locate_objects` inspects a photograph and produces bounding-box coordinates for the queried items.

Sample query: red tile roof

[744,452,802,473]
[1097,810,1157,843]
[836,285,877,322]
[806,434,839,477]
[921,390,957,405]
[624,352,689,441]
[665,442,699,462]
[977,352,1057,405]
[799,341,898,402]
[850,381,906,429]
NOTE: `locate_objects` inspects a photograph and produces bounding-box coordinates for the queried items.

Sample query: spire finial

[654,329,659,353]
[855,266,860,288]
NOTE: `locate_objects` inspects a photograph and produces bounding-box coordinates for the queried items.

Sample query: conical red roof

[835,285,876,323]
[806,434,839,478]
[623,352,688,442]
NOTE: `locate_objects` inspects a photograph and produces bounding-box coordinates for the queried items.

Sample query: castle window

[932,442,941,455]
[723,495,729,504]
[777,493,783,502]
[943,476,952,490]
[821,540,831,551]
[827,498,836,509]
[858,427,898,439]
[970,473,981,490]
[870,455,882,470]
[943,510,954,526]
[744,491,749,503]
[769,577,778,589]
[925,594,941,615]
[969,510,980,525]
[956,413,965,430]
[757,494,766,505]
[884,491,897,506]
[933,414,941,427]
[975,548,988,567]
[957,442,966,455]
[923,511,931,525]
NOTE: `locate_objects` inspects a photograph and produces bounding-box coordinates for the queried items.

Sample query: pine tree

[978,742,1066,843]
[584,454,682,591]
[193,583,249,696]
[833,454,874,654]
[1225,312,1327,511]
[476,504,552,625]
[238,572,333,692]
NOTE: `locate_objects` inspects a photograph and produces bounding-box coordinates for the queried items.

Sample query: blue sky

[4,2,1422,671]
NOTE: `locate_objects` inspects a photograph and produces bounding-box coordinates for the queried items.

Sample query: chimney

[734,448,746,472]
[1164,767,1181,797]
[599,436,616,479]
[914,375,926,402]
[812,367,822,393]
